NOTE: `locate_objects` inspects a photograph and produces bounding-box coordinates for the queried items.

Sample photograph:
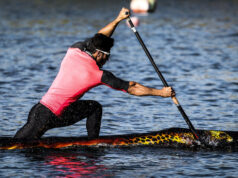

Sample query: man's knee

[89,100,102,111]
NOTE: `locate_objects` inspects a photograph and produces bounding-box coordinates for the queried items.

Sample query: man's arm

[127,81,175,97]
[98,7,129,37]
[101,71,175,97]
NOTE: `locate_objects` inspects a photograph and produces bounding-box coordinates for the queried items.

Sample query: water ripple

[0,0,238,177]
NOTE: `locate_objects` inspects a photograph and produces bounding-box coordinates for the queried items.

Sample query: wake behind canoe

[0,128,238,151]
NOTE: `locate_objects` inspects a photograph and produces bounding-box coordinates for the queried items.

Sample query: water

[0,0,238,177]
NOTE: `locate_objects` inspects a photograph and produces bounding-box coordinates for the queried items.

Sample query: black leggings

[14,100,102,139]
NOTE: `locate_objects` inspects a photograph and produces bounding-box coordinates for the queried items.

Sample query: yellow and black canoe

[0,128,237,151]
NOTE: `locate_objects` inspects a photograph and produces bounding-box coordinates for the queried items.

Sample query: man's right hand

[97,7,130,37]
[116,7,130,22]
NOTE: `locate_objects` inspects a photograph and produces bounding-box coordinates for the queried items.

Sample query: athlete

[14,8,175,139]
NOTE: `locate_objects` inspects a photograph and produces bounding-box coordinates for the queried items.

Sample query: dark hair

[71,33,114,53]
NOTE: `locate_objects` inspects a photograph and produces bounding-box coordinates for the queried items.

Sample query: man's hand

[116,7,130,22]
[127,81,176,97]
[98,7,130,37]
[161,87,176,97]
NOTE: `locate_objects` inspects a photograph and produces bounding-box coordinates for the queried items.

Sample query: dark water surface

[0,0,238,177]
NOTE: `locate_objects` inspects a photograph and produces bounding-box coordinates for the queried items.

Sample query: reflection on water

[1,147,238,177]
[0,0,238,177]
[45,151,109,177]
[46,155,106,177]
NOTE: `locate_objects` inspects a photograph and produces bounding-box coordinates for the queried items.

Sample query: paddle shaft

[127,17,200,140]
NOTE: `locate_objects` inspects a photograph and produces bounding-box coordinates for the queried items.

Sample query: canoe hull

[0,128,237,150]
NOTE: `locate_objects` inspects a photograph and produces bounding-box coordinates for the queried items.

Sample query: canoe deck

[0,128,237,151]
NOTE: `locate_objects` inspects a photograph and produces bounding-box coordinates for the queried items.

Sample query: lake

[0,0,238,177]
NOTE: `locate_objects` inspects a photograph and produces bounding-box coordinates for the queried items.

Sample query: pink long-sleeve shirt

[40,48,129,116]
[40,48,103,116]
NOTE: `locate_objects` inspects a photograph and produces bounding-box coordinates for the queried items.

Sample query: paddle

[126,15,201,141]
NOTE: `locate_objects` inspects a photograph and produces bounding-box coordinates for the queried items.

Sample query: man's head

[84,33,114,68]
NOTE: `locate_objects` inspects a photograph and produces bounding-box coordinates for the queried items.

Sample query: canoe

[0,128,237,151]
